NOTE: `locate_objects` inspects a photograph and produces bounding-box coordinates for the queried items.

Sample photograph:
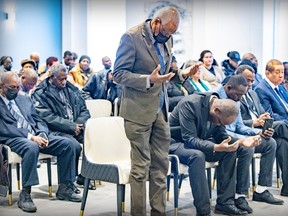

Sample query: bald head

[21,68,38,92]
[155,6,180,27]
[0,71,20,99]
[210,98,239,125]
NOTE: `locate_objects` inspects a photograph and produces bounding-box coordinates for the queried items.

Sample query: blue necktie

[154,42,165,113]
[8,101,34,134]
[274,87,287,104]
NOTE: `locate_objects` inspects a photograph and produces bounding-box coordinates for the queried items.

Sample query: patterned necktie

[154,42,165,113]
[245,95,258,117]
[274,87,288,104]
[8,101,33,134]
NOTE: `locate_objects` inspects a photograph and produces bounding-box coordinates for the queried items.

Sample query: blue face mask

[153,31,170,44]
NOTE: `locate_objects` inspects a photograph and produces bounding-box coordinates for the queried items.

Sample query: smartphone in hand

[262,118,274,133]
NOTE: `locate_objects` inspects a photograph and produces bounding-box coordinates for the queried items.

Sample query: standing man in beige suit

[113,6,199,216]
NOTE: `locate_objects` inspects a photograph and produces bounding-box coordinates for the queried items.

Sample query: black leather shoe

[17,190,37,212]
[70,182,81,194]
[253,190,284,205]
[77,175,96,190]
[235,197,253,214]
[281,185,288,197]
[196,213,211,216]
[215,204,248,215]
[56,183,82,202]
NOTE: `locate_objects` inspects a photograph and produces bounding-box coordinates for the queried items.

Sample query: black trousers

[169,142,238,214]
[5,134,77,187]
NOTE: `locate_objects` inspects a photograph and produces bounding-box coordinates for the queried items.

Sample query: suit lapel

[264,81,288,113]
[0,97,16,122]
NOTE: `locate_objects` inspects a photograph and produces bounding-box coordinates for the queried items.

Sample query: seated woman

[183,60,211,93]
[198,50,225,89]
[68,55,94,89]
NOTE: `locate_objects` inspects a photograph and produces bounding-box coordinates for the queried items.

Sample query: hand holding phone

[262,118,274,133]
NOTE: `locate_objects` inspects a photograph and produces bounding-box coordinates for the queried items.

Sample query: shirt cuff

[28,133,33,140]
[146,75,151,89]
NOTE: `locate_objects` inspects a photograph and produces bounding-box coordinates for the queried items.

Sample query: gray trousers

[124,110,170,216]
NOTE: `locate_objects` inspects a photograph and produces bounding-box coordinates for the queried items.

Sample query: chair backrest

[85,99,112,118]
[84,116,131,164]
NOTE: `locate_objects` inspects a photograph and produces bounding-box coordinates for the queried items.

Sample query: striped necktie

[154,42,165,113]
[8,101,34,134]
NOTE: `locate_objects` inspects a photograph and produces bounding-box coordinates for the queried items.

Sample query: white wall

[86,0,126,71]
[61,0,288,73]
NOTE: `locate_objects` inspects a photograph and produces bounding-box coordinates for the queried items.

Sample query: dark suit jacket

[240,90,265,127]
[113,20,184,125]
[0,95,48,143]
[169,92,232,154]
[255,79,288,125]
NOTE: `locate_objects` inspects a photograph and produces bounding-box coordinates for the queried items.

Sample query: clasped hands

[32,132,49,148]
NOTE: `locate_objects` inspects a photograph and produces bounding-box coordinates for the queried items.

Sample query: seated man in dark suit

[0,72,81,213]
[214,75,283,212]
[169,92,261,215]
[237,64,288,197]
[255,59,288,124]
[31,63,95,191]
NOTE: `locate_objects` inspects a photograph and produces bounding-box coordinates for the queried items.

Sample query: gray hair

[155,6,180,26]
[50,62,67,77]
[0,71,19,86]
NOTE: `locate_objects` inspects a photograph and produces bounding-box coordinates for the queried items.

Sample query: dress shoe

[253,190,284,205]
[56,183,82,202]
[280,185,288,197]
[37,160,41,168]
[215,204,248,215]
[235,197,253,214]
[70,182,81,194]
[196,213,211,216]
[17,189,37,212]
[77,175,96,190]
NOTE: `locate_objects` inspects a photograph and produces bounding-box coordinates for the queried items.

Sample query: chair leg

[178,174,184,197]
[16,163,20,190]
[80,177,90,216]
[46,158,52,197]
[166,175,171,201]
[276,158,281,188]
[116,184,124,216]
[8,164,12,206]
[122,185,125,213]
[173,173,179,216]
[251,157,256,192]
[212,168,217,190]
[206,168,212,205]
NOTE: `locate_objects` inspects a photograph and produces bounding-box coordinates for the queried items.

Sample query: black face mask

[153,31,170,44]
[4,64,12,71]
[6,87,18,100]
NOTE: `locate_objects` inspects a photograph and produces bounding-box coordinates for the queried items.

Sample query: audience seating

[4,145,54,205]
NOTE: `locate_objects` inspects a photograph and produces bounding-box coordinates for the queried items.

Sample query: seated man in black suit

[236,64,288,197]
[31,63,95,191]
[169,92,261,215]
[0,72,81,213]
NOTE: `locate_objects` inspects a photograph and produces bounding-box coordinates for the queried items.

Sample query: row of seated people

[0,52,122,115]
[0,63,100,213]
[168,59,288,215]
